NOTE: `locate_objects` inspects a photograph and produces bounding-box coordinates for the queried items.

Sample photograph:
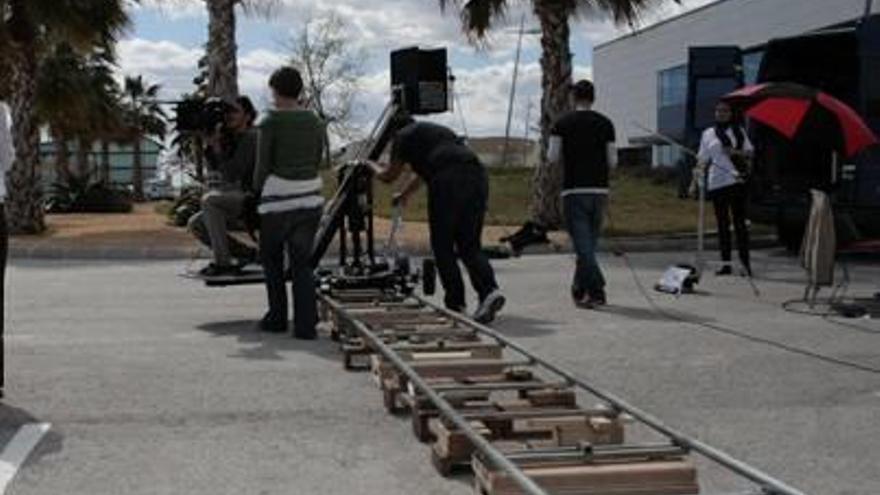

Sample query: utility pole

[522,98,533,167]
[501,14,526,168]
[866,0,874,19]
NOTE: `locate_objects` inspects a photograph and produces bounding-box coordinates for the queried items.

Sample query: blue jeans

[563,194,606,300]
[260,207,322,338]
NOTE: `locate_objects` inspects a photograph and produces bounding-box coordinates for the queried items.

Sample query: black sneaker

[199,263,242,277]
[588,293,607,306]
[258,314,287,333]
[473,290,506,324]
[715,266,733,276]
[236,249,259,268]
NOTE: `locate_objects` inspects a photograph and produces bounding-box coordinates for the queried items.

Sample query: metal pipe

[415,295,808,495]
[322,295,550,495]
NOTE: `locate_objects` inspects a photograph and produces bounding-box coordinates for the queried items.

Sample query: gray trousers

[188,189,252,264]
[260,207,321,338]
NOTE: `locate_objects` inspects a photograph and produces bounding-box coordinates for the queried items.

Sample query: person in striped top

[252,67,325,338]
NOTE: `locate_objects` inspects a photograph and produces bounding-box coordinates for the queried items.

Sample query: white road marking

[0,423,51,493]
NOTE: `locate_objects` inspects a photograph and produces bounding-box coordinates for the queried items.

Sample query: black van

[686,14,880,250]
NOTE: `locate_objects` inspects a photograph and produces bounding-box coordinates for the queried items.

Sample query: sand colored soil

[11,202,569,255]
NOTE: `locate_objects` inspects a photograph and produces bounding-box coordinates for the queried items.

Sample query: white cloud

[116,38,203,97]
[121,0,718,138]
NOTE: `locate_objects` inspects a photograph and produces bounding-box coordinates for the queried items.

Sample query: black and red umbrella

[723,82,878,158]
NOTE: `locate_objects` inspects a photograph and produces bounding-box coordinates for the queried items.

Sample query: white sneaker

[473,290,506,324]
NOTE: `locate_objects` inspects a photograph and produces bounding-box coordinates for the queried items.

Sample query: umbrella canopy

[723,82,877,158]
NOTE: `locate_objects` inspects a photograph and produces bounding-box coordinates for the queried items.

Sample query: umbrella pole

[697,167,707,276]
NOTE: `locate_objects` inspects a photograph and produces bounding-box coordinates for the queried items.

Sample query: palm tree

[204,0,276,100]
[84,50,127,184]
[122,75,167,200]
[1,0,130,233]
[36,43,99,181]
[443,0,676,229]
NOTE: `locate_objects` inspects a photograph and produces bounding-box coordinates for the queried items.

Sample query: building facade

[593,0,878,167]
[39,138,163,189]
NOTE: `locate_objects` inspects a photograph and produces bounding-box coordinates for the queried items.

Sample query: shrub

[46,175,133,213]
[167,185,202,227]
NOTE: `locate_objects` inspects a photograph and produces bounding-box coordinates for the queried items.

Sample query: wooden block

[392,341,503,360]
[430,418,491,459]
[493,399,535,412]
[525,416,625,446]
[523,388,577,408]
[473,456,700,495]
[408,358,508,380]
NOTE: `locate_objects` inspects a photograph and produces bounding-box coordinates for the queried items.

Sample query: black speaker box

[390,47,448,115]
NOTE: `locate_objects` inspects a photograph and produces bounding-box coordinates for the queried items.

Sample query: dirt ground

[10,202,569,255]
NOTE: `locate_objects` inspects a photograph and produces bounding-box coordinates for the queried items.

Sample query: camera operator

[188,96,259,276]
[368,117,505,324]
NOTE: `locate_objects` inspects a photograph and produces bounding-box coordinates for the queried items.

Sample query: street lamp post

[501,14,526,168]
[501,16,540,168]
[522,98,533,167]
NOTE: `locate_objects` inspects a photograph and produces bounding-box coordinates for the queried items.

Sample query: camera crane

[200,47,451,294]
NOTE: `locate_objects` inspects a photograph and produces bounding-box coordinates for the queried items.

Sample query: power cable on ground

[602,207,880,376]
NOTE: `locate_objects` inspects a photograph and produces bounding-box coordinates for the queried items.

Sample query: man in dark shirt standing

[370,118,505,324]
[549,80,617,308]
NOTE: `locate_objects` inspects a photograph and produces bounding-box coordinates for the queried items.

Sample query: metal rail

[321,294,552,495]
[414,294,807,495]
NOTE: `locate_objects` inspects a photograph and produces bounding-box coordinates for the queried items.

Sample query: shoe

[574,296,594,309]
[293,332,317,340]
[588,293,607,306]
[473,290,506,324]
[258,314,287,333]
[236,249,259,268]
[715,266,733,276]
[199,263,242,277]
[575,294,606,309]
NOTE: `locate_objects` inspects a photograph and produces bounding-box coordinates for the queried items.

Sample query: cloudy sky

[120,0,716,140]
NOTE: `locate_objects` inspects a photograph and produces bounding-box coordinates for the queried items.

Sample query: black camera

[173,98,232,133]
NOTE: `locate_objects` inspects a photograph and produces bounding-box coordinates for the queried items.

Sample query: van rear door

[685,46,743,147]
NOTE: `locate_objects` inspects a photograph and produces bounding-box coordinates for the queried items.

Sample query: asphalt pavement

[0,249,878,495]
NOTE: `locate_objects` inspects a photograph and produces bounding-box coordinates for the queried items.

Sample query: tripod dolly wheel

[421,258,436,295]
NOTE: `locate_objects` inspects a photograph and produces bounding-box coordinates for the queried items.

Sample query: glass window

[658,65,688,108]
[743,51,764,85]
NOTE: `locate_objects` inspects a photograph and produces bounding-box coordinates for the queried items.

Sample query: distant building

[593,0,877,167]
[335,136,539,169]
[39,137,163,189]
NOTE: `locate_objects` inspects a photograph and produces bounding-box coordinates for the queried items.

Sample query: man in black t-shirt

[549,80,617,308]
[369,118,505,323]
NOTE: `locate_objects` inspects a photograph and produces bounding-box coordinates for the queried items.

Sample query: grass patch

[321,167,717,236]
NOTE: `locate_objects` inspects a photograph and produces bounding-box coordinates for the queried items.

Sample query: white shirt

[696,126,753,192]
[0,103,13,200]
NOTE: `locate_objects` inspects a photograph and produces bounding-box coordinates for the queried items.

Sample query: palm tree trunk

[132,137,143,200]
[530,1,574,230]
[206,0,239,101]
[7,47,45,234]
[100,140,111,183]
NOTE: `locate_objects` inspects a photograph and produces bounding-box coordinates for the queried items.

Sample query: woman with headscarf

[696,100,754,276]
